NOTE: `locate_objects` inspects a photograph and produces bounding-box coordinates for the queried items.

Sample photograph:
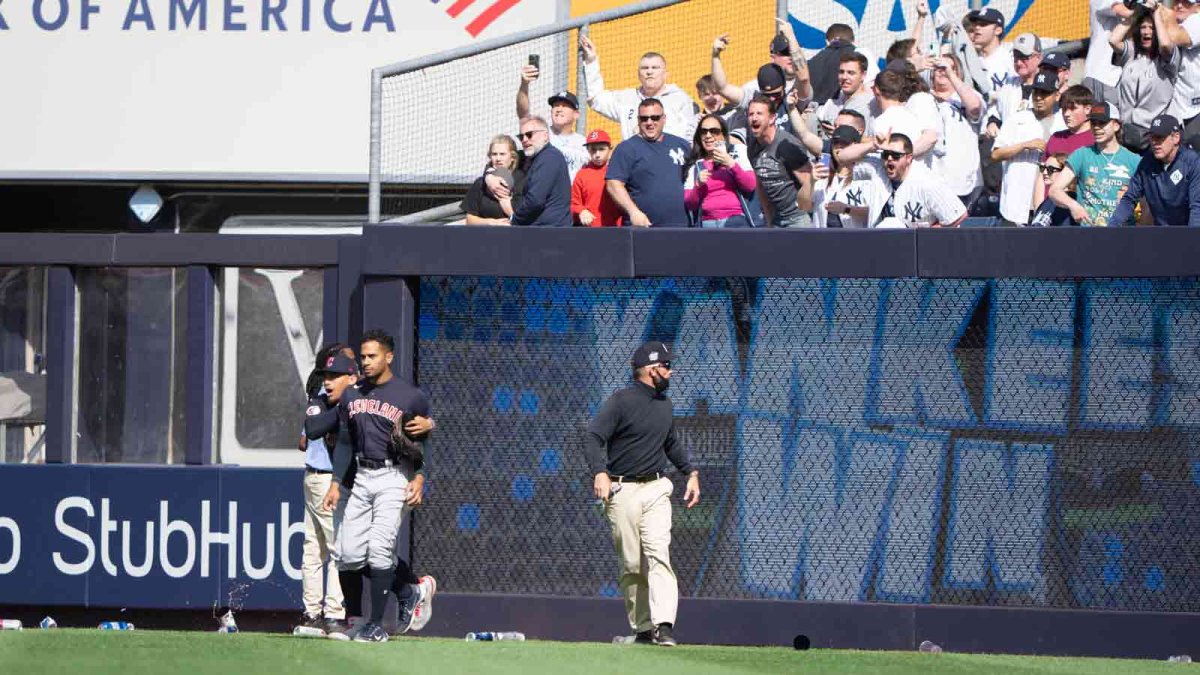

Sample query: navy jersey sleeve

[303,396,339,440]
[331,398,354,485]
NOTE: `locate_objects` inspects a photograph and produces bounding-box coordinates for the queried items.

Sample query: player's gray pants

[336,466,410,572]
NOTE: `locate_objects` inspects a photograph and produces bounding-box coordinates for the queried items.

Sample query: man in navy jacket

[1109,114,1200,227]
[510,116,572,227]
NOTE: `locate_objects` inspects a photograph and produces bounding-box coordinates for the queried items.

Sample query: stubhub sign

[0,465,305,609]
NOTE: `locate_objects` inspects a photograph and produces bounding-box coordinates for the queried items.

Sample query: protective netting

[376,0,774,219]
[413,276,1200,612]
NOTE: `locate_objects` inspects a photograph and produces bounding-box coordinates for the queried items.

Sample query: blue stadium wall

[2,228,1200,657]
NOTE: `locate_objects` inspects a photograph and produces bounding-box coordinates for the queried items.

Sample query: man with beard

[878,133,967,228]
[515,65,588,181]
[585,341,700,648]
[508,116,571,227]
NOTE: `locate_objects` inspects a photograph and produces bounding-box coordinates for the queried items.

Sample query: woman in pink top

[682,114,757,227]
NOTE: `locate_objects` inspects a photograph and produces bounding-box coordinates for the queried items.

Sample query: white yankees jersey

[880,162,966,227]
[934,93,982,197]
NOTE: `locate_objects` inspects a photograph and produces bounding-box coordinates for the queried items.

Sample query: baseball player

[296,344,357,636]
[585,341,699,647]
[321,330,436,643]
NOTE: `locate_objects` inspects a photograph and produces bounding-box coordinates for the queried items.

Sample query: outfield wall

[2,228,1200,656]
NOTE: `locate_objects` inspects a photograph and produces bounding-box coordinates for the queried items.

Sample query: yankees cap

[632,341,675,368]
[830,125,862,144]
[319,352,358,375]
[1041,52,1070,70]
[1149,114,1182,136]
[757,63,787,92]
[966,7,1005,26]
[769,33,791,56]
[1031,70,1058,93]
[548,91,580,110]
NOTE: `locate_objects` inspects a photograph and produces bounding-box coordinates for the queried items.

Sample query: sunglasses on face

[656,361,672,370]
[1039,164,1062,174]
[638,114,663,122]
[699,126,724,136]
[519,129,545,140]
[880,150,909,161]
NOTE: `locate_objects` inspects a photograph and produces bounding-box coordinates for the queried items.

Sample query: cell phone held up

[528,54,540,70]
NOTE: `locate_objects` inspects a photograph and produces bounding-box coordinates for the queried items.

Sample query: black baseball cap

[1088,102,1119,124]
[548,91,579,110]
[831,125,862,144]
[1041,52,1070,70]
[319,352,358,375]
[770,33,791,56]
[966,7,1005,26]
[632,341,675,368]
[757,63,787,92]
[1031,70,1058,93]
[1149,114,1182,136]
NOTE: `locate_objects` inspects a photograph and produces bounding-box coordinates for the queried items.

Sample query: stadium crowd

[461,1,1200,227]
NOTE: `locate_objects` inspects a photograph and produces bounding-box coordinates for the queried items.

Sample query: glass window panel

[0,267,47,464]
[76,268,187,464]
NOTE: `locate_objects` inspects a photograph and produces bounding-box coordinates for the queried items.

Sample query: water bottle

[0,619,23,631]
[98,621,135,631]
[39,617,57,629]
[918,640,943,654]
[1168,655,1193,663]
[465,631,525,641]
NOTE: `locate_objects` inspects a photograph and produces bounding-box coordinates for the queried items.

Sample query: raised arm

[710,34,746,104]
[516,65,537,120]
[580,34,623,122]
[776,18,812,102]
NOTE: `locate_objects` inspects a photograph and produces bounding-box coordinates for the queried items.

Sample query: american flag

[436,0,523,37]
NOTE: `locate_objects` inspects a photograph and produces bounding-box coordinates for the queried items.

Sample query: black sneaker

[324,617,348,635]
[396,591,418,634]
[300,613,324,629]
[634,630,655,644]
[653,623,677,647]
[353,622,389,643]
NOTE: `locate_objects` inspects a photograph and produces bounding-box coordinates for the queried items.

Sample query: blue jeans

[700,215,752,228]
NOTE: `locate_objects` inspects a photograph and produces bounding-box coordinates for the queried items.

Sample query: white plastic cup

[0,619,23,631]
[918,640,943,654]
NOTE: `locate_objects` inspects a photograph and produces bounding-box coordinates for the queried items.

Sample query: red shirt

[1043,130,1092,162]
[570,163,623,226]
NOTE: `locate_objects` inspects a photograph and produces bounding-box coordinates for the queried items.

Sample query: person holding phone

[811,125,886,228]
[682,114,757,227]
[516,54,588,181]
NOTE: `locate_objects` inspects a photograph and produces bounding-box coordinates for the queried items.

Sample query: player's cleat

[353,622,389,643]
[300,613,324,630]
[612,630,655,645]
[409,575,437,632]
[323,617,348,636]
[653,623,677,647]
[396,587,420,634]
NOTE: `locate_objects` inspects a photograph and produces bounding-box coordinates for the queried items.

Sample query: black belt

[305,466,331,475]
[609,472,663,483]
[357,457,397,470]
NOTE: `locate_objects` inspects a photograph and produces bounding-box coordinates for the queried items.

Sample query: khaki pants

[605,477,678,631]
[302,471,344,619]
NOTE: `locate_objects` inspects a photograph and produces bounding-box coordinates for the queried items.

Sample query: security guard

[584,341,700,647]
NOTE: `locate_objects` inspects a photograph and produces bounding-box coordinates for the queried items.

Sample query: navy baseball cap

[831,125,862,144]
[319,353,358,375]
[548,91,579,110]
[632,341,675,368]
[1031,70,1058,93]
[967,7,1005,26]
[1041,52,1070,70]
[1149,114,1182,136]
[770,33,791,55]
[757,63,787,92]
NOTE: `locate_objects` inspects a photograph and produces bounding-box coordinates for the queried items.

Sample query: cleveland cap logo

[326,356,335,368]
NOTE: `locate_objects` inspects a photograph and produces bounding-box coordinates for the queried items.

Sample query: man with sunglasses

[1048,102,1140,225]
[508,116,572,227]
[878,133,967,228]
[1109,114,1200,226]
[606,99,691,227]
[585,341,700,647]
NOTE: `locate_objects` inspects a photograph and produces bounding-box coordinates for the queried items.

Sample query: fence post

[369,69,383,225]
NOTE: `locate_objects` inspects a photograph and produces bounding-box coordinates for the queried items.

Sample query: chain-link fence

[413,276,1200,612]
[369,0,777,222]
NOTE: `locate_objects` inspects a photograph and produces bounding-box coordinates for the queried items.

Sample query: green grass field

[0,630,1180,674]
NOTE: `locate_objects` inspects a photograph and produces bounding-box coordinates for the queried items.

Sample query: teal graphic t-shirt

[1065,145,1141,226]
